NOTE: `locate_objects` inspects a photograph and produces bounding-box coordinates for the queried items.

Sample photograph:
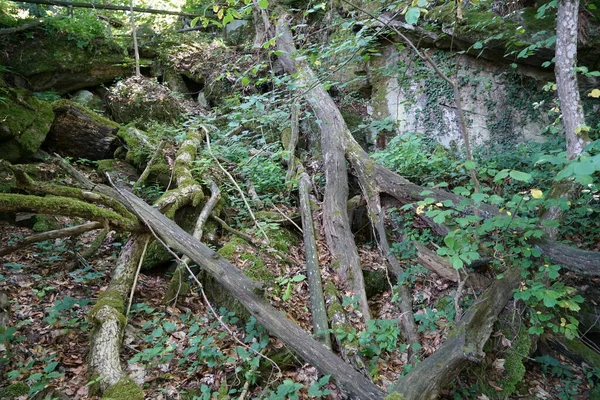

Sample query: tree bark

[276,14,372,322]
[556,0,590,160]
[298,172,331,349]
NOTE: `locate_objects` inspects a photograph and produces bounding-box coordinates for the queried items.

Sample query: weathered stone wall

[368,43,554,148]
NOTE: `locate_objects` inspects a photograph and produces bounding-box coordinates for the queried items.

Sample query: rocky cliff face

[368,43,553,148]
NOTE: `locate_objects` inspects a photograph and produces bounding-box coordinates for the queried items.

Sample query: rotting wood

[298,172,331,349]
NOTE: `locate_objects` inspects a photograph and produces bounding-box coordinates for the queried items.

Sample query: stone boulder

[44,100,120,160]
[107,76,205,126]
[0,84,54,163]
[0,28,130,94]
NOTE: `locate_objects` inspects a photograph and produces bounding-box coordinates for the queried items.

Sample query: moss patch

[0,87,54,163]
[32,215,60,232]
[0,382,29,398]
[88,289,126,327]
[103,377,144,400]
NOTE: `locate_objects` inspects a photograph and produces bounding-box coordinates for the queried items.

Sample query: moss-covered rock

[0,86,54,163]
[107,76,204,127]
[116,124,153,167]
[102,377,144,400]
[0,27,129,94]
[32,215,60,232]
[44,100,120,160]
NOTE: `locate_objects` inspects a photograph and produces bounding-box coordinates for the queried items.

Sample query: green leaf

[258,0,269,9]
[451,256,464,270]
[241,76,250,85]
[509,170,532,182]
[473,41,483,49]
[291,274,306,282]
[44,362,58,373]
[405,7,421,24]
[543,296,557,307]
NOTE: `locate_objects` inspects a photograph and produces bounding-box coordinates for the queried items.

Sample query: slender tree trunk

[130,0,141,77]
[556,0,590,159]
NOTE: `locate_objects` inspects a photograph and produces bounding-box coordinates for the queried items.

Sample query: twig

[126,235,150,317]
[211,215,258,245]
[272,204,303,234]
[135,140,166,188]
[0,222,103,257]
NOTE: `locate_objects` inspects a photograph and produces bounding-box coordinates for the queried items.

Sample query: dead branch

[0,221,103,257]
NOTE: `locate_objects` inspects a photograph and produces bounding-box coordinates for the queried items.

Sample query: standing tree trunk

[541,0,591,237]
[556,0,590,160]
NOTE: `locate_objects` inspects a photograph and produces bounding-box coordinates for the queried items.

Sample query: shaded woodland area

[1,0,600,398]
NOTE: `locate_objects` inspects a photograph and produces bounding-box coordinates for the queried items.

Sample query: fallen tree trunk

[298,172,331,349]
[114,188,386,400]
[389,266,521,399]
[88,235,148,399]
[0,221,102,257]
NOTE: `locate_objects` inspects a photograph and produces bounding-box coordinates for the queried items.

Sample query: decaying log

[276,14,371,323]
[88,235,148,399]
[389,266,521,399]
[14,0,204,17]
[114,188,386,400]
[298,172,331,349]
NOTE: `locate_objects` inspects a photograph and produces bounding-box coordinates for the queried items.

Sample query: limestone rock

[0,85,54,163]
[44,100,120,160]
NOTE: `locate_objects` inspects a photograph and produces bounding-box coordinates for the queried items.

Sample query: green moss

[88,289,126,327]
[0,193,137,231]
[384,393,404,400]
[0,382,29,398]
[32,215,60,232]
[268,226,299,253]
[117,124,150,167]
[217,237,246,259]
[52,99,119,129]
[241,254,273,282]
[500,328,531,396]
[103,377,144,400]
[562,339,600,369]
[164,265,190,304]
[97,159,116,174]
[0,87,54,163]
[146,159,171,188]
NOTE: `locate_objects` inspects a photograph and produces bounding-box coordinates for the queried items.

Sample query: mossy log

[88,235,147,399]
[44,100,120,160]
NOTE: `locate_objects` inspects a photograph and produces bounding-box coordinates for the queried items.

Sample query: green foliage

[44,12,112,50]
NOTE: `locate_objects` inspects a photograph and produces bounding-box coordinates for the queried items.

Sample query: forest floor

[0,218,593,399]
